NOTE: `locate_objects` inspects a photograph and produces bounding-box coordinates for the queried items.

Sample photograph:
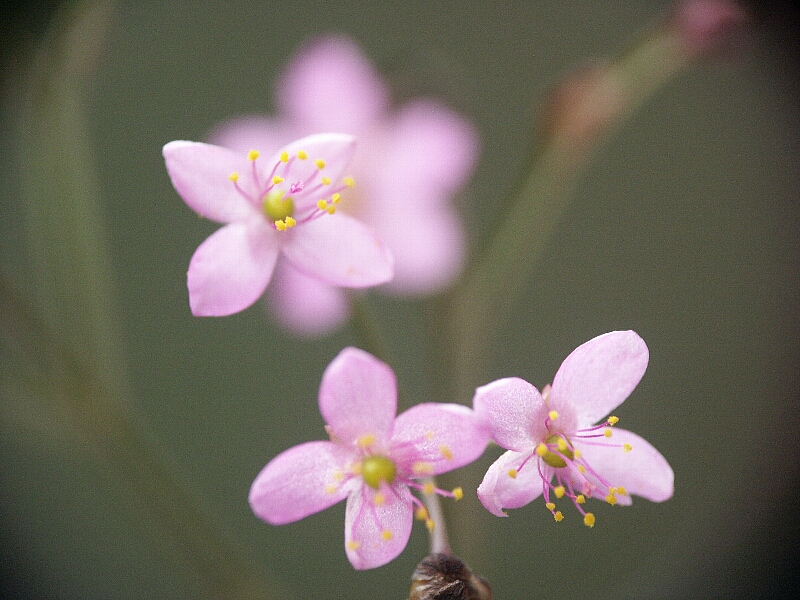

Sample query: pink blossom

[249,347,489,569]
[163,133,393,316]
[475,331,673,527]
[210,35,479,334]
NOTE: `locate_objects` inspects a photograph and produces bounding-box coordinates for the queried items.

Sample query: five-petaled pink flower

[249,347,489,569]
[474,331,673,527]
[210,35,479,334]
[163,133,393,316]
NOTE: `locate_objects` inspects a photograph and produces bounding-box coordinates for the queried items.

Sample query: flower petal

[477,450,544,517]
[319,347,397,445]
[163,141,257,222]
[550,331,649,428]
[187,219,278,316]
[572,428,674,504]
[277,35,389,133]
[344,483,413,570]
[282,213,394,287]
[266,260,350,336]
[249,441,353,525]
[472,377,547,452]
[391,403,489,474]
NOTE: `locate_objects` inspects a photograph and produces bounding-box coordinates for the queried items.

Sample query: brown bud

[409,553,492,600]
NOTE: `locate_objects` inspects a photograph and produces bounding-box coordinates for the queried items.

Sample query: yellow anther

[325,484,337,495]
[576,494,586,504]
[321,176,331,185]
[607,416,619,425]
[412,462,434,475]
[583,513,596,528]
[507,469,518,479]
[423,482,435,495]
[275,220,287,231]
[623,444,632,453]
[347,540,361,551]
[424,430,435,441]
[344,176,355,187]
[452,487,463,501]
[326,205,336,215]
[617,486,627,495]
[248,150,260,161]
[382,529,393,540]
[415,507,429,521]
[574,449,582,459]
[272,175,284,184]
[357,434,376,447]
[604,429,613,438]
[280,151,289,163]
[332,193,341,203]
[314,159,326,169]
[297,150,308,160]
[317,199,328,210]
[536,443,549,457]
[440,445,454,460]
[557,438,569,452]
[554,486,566,499]
[554,511,564,522]
[545,502,556,511]
[228,171,239,182]
[578,465,586,473]
[285,216,296,228]
[373,493,386,506]
[606,493,618,506]
[332,470,344,481]
[425,518,435,532]
[549,410,559,421]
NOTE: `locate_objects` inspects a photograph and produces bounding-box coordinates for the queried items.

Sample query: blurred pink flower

[210,35,479,335]
[249,347,489,569]
[163,133,393,316]
[475,331,673,527]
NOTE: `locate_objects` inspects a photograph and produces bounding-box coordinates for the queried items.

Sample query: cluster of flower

[163,37,673,571]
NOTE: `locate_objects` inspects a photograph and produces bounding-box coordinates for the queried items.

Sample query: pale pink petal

[572,428,674,504]
[282,213,393,287]
[249,441,354,525]
[277,35,389,133]
[206,116,294,155]
[477,450,544,517]
[163,141,257,222]
[187,220,279,316]
[276,134,357,214]
[391,404,489,474]
[318,347,397,445]
[266,260,350,336]
[472,378,547,452]
[344,483,413,570]
[550,331,649,428]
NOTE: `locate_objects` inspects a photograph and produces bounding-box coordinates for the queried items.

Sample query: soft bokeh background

[2,1,798,598]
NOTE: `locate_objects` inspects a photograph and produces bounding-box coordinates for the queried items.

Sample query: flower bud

[409,553,492,600]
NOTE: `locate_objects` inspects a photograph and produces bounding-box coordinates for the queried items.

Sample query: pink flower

[249,347,489,569]
[210,35,479,334]
[474,331,673,527]
[163,133,393,316]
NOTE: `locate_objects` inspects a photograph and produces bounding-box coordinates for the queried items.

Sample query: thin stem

[422,478,451,555]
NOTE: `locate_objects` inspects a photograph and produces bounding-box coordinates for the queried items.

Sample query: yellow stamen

[324,484,337,495]
[412,462,434,475]
[576,494,586,504]
[373,493,386,506]
[297,150,307,160]
[326,205,336,215]
[545,502,556,511]
[321,176,331,185]
[554,486,565,499]
[554,511,564,522]
[604,429,613,438]
[357,434,376,448]
[382,529,393,541]
[584,513,596,527]
[452,487,463,501]
[440,445,454,460]
[424,430,435,441]
[617,486,627,495]
[344,176,355,187]
[607,416,619,425]
[536,443,549,457]
[507,469,518,479]
[623,444,632,453]
[423,482,435,495]
[247,150,260,161]
[425,519,435,532]
[317,199,328,210]
[272,175,284,184]
[332,193,341,203]
[228,171,239,182]
[549,410,559,421]
[275,220,287,231]
[280,151,289,163]
[314,159,325,169]
[606,493,617,506]
[578,465,586,473]
[284,216,296,227]
[347,540,361,551]
[415,507,429,521]
[556,438,569,453]
[574,448,582,459]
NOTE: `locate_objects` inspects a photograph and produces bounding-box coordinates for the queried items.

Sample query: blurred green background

[2,1,798,598]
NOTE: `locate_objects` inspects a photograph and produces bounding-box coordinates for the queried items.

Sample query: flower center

[262,190,294,222]
[361,455,397,489]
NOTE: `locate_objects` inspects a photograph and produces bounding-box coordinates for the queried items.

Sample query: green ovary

[361,456,397,489]
[540,434,574,469]
[263,190,294,221]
